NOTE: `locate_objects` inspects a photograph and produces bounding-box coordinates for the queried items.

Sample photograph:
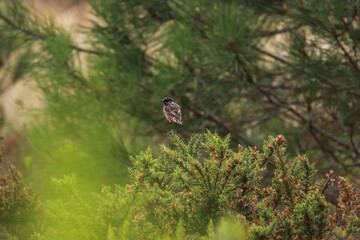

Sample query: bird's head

[160,97,175,106]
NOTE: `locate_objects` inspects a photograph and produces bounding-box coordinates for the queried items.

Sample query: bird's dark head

[160,97,175,106]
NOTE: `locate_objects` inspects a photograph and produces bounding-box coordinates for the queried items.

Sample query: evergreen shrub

[98,132,360,239]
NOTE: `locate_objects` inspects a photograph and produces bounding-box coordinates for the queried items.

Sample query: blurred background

[0,0,359,239]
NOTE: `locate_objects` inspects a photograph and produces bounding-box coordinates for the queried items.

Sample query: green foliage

[25,120,132,196]
[29,174,99,240]
[97,132,360,239]
[1,0,359,172]
[104,217,247,240]
[0,0,360,239]
[0,227,14,240]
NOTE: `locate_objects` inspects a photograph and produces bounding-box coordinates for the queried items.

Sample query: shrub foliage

[0,143,37,239]
[98,132,360,239]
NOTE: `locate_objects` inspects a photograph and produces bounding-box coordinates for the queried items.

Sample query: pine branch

[348,126,360,158]
[232,52,359,168]
[240,60,353,152]
[0,12,45,39]
[256,25,302,38]
[0,11,108,56]
[251,46,290,65]
[330,28,359,72]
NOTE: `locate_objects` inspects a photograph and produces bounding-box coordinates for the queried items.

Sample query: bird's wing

[165,103,182,124]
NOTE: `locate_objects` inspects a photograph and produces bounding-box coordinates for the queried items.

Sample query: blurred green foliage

[0,0,359,239]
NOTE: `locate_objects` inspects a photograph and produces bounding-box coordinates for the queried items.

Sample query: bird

[160,97,182,125]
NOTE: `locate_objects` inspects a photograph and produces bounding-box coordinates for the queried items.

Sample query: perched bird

[160,97,182,125]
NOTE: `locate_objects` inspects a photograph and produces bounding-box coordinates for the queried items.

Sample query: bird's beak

[160,99,164,102]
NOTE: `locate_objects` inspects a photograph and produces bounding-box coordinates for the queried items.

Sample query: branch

[62,60,88,87]
[0,12,46,39]
[309,124,344,167]
[251,46,290,65]
[237,55,353,153]
[0,11,108,56]
[206,113,254,145]
[326,81,360,97]
[182,100,255,146]
[330,29,359,72]
[70,45,108,56]
[348,125,360,158]
[256,25,301,38]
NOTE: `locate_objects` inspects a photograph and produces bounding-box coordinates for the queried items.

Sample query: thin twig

[256,25,301,38]
[206,113,254,145]
[184,101,254,146]
[349,125,360,158]
[237,54,353,154]
[62,61,88,87]
[69,45,108,55]
[0,12,46,39]
[330,29,359,72]
[249,74,351,150]
[251,46,290,65]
